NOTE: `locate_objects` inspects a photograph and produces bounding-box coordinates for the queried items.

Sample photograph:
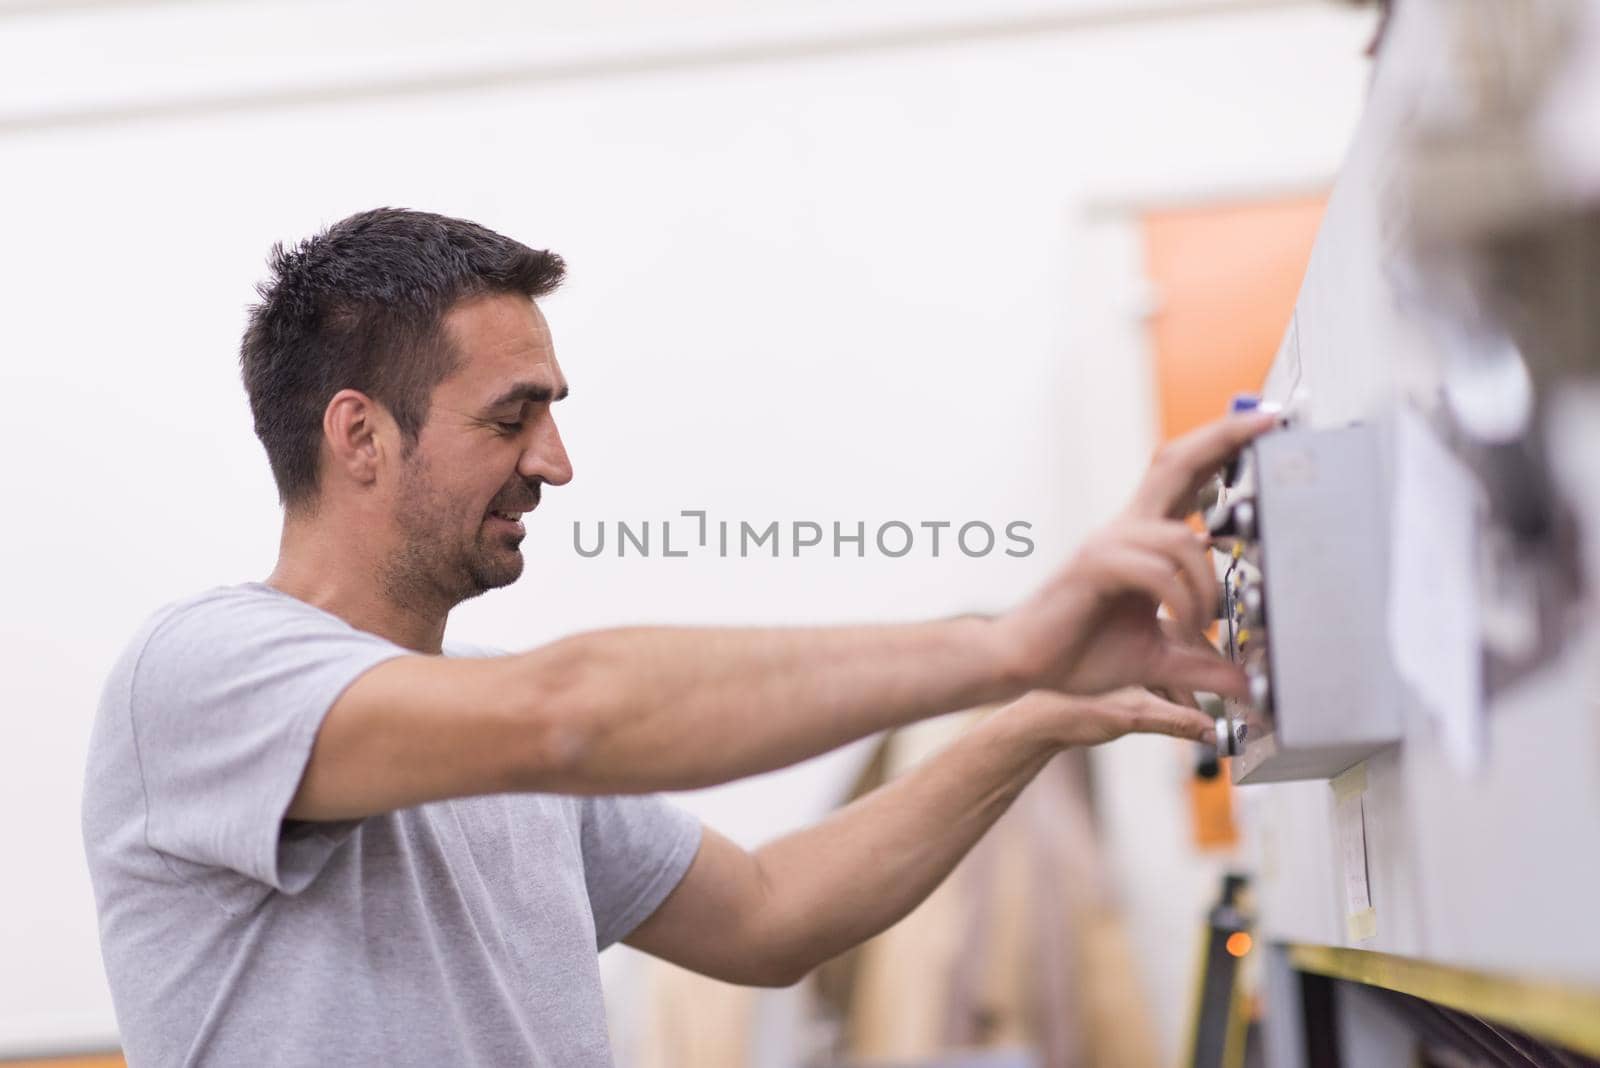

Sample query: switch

[1207,498,1258,541]
[1248,669,1271,711]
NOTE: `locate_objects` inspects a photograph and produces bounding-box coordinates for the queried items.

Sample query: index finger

[1124,411,1280,520]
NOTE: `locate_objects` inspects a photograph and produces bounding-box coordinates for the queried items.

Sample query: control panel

[1208,416,1405,783]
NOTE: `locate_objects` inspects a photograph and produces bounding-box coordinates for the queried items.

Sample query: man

[83,208,1273,1066]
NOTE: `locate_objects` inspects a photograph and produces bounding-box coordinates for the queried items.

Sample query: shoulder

[103,585,268,687]
[143,582,360,642]
[115,583,405,703]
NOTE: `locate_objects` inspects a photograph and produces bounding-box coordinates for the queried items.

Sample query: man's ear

[322,389,391,489]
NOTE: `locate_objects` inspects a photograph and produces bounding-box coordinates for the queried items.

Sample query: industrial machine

[1196,1,1600,1062]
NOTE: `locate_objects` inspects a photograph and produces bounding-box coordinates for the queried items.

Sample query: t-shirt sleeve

[127,592,409,894]
[578,795,703,949]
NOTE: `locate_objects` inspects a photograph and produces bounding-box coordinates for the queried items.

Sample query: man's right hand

[999,410,1278,701]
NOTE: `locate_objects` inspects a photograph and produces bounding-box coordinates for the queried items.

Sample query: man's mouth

[486,506,531,536]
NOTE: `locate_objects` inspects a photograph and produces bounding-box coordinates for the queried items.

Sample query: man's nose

[520,416,573,487]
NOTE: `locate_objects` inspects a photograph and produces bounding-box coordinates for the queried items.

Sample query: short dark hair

[240,207,565,511]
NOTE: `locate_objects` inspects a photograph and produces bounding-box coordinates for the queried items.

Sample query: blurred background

[0,1,1378,1064]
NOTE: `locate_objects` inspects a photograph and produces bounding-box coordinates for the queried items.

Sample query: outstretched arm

[289,614,1025,819]
[289,410,1272,821]
[625,687,1214,986]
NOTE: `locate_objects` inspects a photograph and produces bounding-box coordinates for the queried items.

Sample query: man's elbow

[743,951,812,989]
[714,949,809,989]
[739,911,825,988]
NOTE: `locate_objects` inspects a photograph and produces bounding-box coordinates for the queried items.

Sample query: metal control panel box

[1216,422,1405,783]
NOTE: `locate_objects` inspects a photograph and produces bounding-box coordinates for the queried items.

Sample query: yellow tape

[1330,761,1367,802]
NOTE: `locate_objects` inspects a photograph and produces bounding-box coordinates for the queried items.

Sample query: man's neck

[267,521,449,655]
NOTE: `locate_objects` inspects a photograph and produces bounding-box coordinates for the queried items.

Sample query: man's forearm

[750,707,1054,980]
[511,616,1029,793]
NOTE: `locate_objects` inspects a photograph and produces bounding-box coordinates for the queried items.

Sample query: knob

[1241,586,1264,627]
[1206,498,1257,541]
[1214,716,1239,758]
[1248,670,1271,711]
[1232,500,1257,540]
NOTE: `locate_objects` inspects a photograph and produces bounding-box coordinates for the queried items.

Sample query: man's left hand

[1002,685,1217,750]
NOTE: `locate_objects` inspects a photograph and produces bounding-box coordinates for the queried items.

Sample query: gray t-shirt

[82,582,703,1067]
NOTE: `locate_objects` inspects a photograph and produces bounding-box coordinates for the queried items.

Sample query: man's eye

[496,421,524,434]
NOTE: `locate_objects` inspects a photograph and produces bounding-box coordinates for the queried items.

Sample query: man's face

[382,293,573,607]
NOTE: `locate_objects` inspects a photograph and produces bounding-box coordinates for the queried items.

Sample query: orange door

[1143,195,1325,440]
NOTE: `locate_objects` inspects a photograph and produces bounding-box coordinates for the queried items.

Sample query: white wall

[0,0,1371,1058]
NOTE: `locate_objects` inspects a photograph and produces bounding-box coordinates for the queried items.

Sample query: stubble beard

[384,457,525,613]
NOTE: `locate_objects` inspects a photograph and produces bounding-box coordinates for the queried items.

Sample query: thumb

[1126,691,1218,743]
